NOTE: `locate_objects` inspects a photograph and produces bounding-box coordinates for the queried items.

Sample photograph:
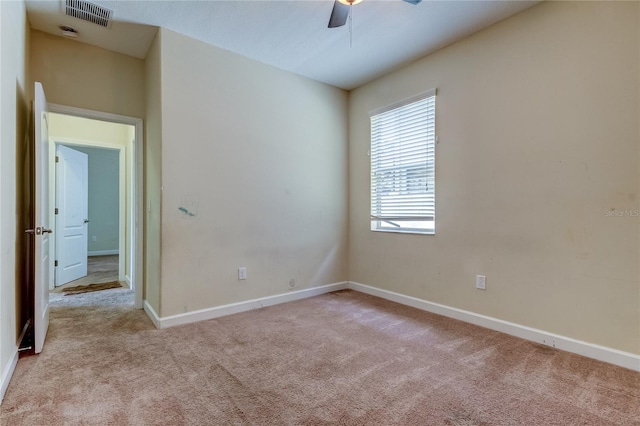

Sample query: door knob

[24,227,52,235]
[84,219,90,223]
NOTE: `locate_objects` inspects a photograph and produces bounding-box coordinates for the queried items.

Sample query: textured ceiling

[26,0,540,90]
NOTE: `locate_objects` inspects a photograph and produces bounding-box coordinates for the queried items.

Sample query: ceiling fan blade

[328,1,349,28]
[403,0,422,4]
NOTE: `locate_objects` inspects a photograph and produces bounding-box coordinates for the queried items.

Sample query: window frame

[369,89,436,235]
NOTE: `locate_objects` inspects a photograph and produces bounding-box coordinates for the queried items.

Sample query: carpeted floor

[1,289,639,425]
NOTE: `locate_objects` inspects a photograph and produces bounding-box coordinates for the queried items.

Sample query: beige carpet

[1,289,639,425]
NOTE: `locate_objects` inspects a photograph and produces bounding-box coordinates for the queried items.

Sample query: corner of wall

[143,28,162,315]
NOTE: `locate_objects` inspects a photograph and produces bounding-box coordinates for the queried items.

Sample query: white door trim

[48,103,144,310]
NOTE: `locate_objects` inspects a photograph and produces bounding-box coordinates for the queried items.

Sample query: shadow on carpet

[63,281,122,295]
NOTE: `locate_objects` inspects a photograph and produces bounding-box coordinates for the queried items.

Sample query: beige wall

[30,28,147,303]
[30,30,145,119]
[0,0,29,399]
[349,1,639,354]
[156,29,348,316]
[144,31,162,313]
[49,114,133,144]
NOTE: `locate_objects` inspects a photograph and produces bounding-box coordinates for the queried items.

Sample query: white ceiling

[26,0,540,90]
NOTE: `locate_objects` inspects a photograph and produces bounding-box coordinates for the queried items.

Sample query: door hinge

[55,156,59,163]
[54,260,58,267]
[55,208,59,215]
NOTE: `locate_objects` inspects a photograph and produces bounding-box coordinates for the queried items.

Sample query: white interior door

[55,145,89,286]
[32,82,52,354]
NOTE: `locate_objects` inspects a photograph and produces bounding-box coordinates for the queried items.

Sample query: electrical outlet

[238,267,247,280]
[476,275,486,290]
[92,236,97,242]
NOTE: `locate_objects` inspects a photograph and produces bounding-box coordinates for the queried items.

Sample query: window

[370,89,436,234]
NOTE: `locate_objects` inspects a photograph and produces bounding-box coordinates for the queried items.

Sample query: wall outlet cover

[476,275,486,290]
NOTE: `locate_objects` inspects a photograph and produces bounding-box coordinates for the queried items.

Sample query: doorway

[54,143,121,288]
[47,105,143,309]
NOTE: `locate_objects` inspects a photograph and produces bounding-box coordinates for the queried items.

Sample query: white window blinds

[370,90,436,233]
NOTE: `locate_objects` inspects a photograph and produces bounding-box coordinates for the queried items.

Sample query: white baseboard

[148,282,349,329]
[124,275,131,289]
[0,347,19,403]
[143,300,161,329]
[348,282,640,372]
[88,250,119,256]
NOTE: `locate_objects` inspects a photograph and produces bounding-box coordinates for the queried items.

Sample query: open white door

[31,82,52,354]
[55,145,88,286]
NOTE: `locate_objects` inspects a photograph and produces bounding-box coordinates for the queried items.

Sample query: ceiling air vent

[64,0,113,29]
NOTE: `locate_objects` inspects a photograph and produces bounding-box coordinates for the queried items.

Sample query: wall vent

[64,0,113,28]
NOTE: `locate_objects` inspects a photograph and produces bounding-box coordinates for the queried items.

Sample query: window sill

[371,228,435,235]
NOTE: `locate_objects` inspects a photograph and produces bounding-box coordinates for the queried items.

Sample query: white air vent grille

[65,0,113,28]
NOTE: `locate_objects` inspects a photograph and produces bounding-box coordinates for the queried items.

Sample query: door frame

[48,103,144,309]
[53,141,124,286]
